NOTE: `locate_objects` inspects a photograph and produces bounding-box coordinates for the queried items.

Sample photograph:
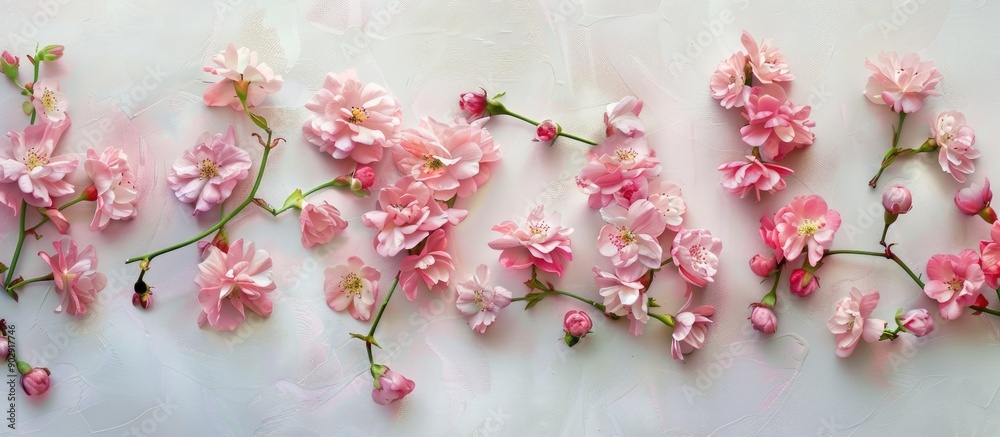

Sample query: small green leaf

[22,101,33,115]
[0,262,7,275]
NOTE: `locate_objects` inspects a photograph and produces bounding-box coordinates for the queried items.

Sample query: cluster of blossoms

[711,31,815,201]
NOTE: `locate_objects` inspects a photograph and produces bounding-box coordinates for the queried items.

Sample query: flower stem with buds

[364,273,400,370]
[256,179,354,216]
[485,98,599,146]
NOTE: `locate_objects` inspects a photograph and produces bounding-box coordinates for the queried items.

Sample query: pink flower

[671,228,723,287]
[166,126,252,215]
[488,205,573,277]
[195,239,276,331]
[394,117,500,200]
[455,265,512,333]
[789,268,820,297]
[0,119,77,214]
[38,238,107,316]
[923,249,985,320]
[299,201,348,248]
[20,367,51,396]
[647,180,686,232]
[741,31,794,83]
[901,308,934,337]
[372,368,415,405]
[750,253,777,277]
[671,295,714,361]
[563,310,593,338]
[594,266,647,326]
[203,44,283,110]
[882,184,913,215]
[576,135,661,209]
[827,288,885,358]
[399,229,454,301]
[718,155,794,200]
[864,51,942,113]
[749,303,777,335]
[0,337,7,362]
[604,96,644,138]
[354,164,376,190]
[980,221,1000,288]
[361,177,467,257]
[758,215,784,261]
[955,178,991,215]
[741,90,815,161]
[85,147,138,231]
[303,70,402,164]
[599,199,668,270]
[534,120,559,143]
[31,79,68,123]
[324,256,379,321]
[774,194,842,266]
[459,89,488,118]
[931,110,978,182]
[710,52,749,108]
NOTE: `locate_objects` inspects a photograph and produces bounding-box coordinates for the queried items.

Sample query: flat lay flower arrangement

[0,29,995,406]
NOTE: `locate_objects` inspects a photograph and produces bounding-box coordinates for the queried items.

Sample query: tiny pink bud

[21,367,51,396]
[0,336,8,361]
[901,308,933,337]
[1,51,17,66]
[459,90,487,117]
[563,310,593,338]
[882,184,912,215]
[955,178,992,215]
[749,253,777,278]
[354,164,376,190]
[133,291,153,309]
[972,294,990,314]
[372,368,415,405]
[533,120,559,143]
[789,268,820,297]
[748,303,777,335]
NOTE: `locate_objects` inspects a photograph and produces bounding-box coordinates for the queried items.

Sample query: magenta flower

[774,194,841,266]
[827,288,885,358]
[372,368,415,405]
[394,117,500,200]
[955,178,992,215]
[20,367,51,396]
[901,309,934,337]
[710,52,749,108]
[671,228,723,288]
[354,164,376,189]
[399,229,454,301]
[0,120,76,214]
[789,268,820,297]
[84,147,138,231]
[931,110,978,182]
[303,69,402,164]
[749,303,777,335]
[459,90,487,119]
[718,155,794,200]
[598,199,668,270]
[594,266,647,327]
[166,126,252,215]
[38,238,107,316]
[488,205,573,277]
[31,79,68,123]
[604,96,644,138]
[881,184,913,215]
[980,221,1000,288]
[455,264,512,334]
[203,44,283,110]
[671,295,715,361]
[741,31,793,84]
[324,256,379,321]
[740,89,815,161]
[299,201,348,248]
[923,249,985,320]
[647,180,686,232]
[361,177,467,257]
[195,238,276,331]
[864,51,942,113]
[534,119,559,143]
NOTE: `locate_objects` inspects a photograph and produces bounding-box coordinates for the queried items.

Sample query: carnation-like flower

[955,178,992,215]
[488,205,574,277]
[710,52,749,108]
[901,308,934,337]
[31,79,68,122]
[598,199,668,270]
[923,249,984,320]
[604,96,644,138]
[741,90,815,161]
[864,51,942,113]
[354,164,376,190]
[594,266,647,326]
[774,194,841,266]
[84,147,138,231]
[718,155,794,200]
[361,177,467,257]
[324,256,379,321]
[827,288,885,358]
[399,229,454,301]
[0,119,76,214]
[671,228,723,287]
[166,126,252,215]
[980,221,1000,288]
[881,184,912,215]
[372,368,415,405]
[647,180,686,232]
[931,110,978,182]
[671,295,715,361]
[203,44,283,110]
[195,238,276,331]
[394,117,500,200]
[741,31,793,83]
[299,201,348,248]
[303,69,402,164]
[455,264,511,334]
[38,238,107,316]
[576,135,661,209]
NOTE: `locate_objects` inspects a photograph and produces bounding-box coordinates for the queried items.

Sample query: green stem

[265,180,347,217]
[3,200,28,290]
[488,101,599,146]
[891,111,906,149]
[868,112,907,188]
[24,191,91,234]
[511,289,607,312]
[660,257,673,267]
[366,274,400,366]
[27,47,40,125]
[824,249,924,288]
[971,305,1000,317]
[761,266,782,307]
[6,273,53,291]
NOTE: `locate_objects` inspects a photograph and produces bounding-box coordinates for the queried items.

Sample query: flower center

[421,153,445,173]
[689,244,707,265]
[528,221,549,235]
[25,151,47,170]
[797,219,819,237]
[615,147,637,162]
[199,159,219,179]
[473,290,485,308]
[340,272,364,296]
[947,278,963,292]
[611,227,636,249]
[41,88,57,113]
[348,106,367,124]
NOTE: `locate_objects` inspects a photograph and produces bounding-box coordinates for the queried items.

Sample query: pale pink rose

[399,229,454,301]
[710,52,749,108]
[84,147,138,231]
[901,308,934,337]
[594,266,647,325]
[788,268,820,297]
[534,119,559,143]
[195,238,276,331]
[166,126,252,215]
[394,117,500,200]
[299,201,348,248]
[354,164,376,189]
[20,367,51,396]
[647,180,686,232]
[31,79,69,122]
[827,288,885,358]
[774,194,841,266]
[323,256,379,321]
[864,51,942,113]
[459,89,488,118]
[37,238,107,316]
[303,69,402,164]
[671,294,714,361]
[749,303,777,335]
[372,368,415,405]
[718,155,794,200]
[488,205,574,277]
[361,177,467,257]
[881,184,912,215]
[576,135,661,209]
[931,110,978,182]
[980,221,1000,288]
[604,96,644,138]
[758,215,784,261]
[923,249,985,320]
[741,31,794,83]
[42,208,70,234]
[955,178,991,215]
[203,44,283,110]
[0,119,76,214]
[563,310,593,338]
[598,199,668,270]
[741,89,815,161]
[455,264,512,334]
[671,228,723,287]
[750,253,777,277]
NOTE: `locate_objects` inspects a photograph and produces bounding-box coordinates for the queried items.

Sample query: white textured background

[0,0,999,435]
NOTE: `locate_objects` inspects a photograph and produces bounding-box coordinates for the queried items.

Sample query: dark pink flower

[459,90,488,118]
[533,120,559,143]
[741,89,815,161]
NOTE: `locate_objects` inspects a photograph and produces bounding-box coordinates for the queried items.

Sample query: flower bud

[748,303,777,335]
[43,208,70,234]
[0,51,18,81]
[19,365,51,396]
[0,336,9,362]
[749,253,777,277]
[38,45,64,62]
[371,367,415,405]
[353,164,376,190]
[789,268,820,297]
[533,120,560,143]
[955,179,992,217]
[458,89,487,117]
[972,294,990,314]
[882,184,912,215]
[900,308,933,337]
[563,310,592,341]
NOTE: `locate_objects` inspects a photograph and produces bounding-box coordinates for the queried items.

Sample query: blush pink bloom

[203,44,283,110]
[980,221,1000,288]
[901,308,934,337]
[361,177,467,257]
[882,184,913,215]
[399,229,454,301]
[671,228,723,288]
[774,194,841,266]
[710,52,749,108]
[749,303,777,335]
[459,89,487,118]
[604,96,644,138]
[758,215,784,261]
[563,310,593,338]
[166,126,252,215]
[84,147,138,231]
[324,256,379,321]
[647,180,686,232]
[931,110,978,182]
[750,253,777,277]
[32,79,69,123]
[455,264,512,334]
[299,201,348,248]
[741,90,815,161]
[864,51,942,113]
[303,69,402,164]
[598,199,668,270]
[534,119,559,143]
[955,178,991,215]
[372,368,415,405]
[576,135,661,209]
[0,119,76,214]
[594,266,647,326]
[718,155,794,200]
[923,249,985,320]
[827,288,885,358]
[741,31,794,83]
[394,117,500,200]
[671,294,714,361]
[38,238,107,316]
[789,268,820,297]
[20,367,51,396]
[488,205,574,277]
[195,239,276,331]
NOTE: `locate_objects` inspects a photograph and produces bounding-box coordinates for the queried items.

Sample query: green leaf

[349,332,381,348]
[524,298,540,310]
[647,297,660,308]
[0,262,6,275]
[247,110,270,132]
